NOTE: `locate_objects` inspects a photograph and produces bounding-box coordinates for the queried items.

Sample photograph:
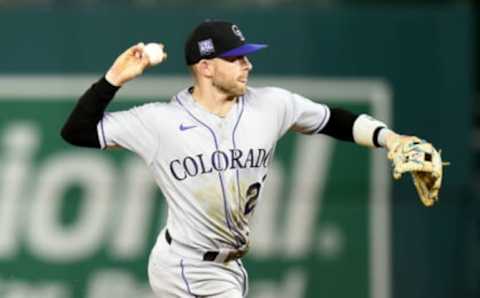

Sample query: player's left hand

[386,135,448,207]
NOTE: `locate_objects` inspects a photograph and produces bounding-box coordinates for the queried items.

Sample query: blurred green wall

[0,5,475,298]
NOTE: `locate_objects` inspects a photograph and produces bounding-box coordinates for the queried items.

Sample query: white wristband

[376,128,393,147]
[353,114,388,147]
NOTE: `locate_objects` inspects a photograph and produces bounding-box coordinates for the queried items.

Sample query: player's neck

[191,85,237,118]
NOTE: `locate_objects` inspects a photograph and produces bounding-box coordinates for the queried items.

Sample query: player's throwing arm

[60,42,166,149]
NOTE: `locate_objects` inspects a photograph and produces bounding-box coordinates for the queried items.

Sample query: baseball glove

[387,136,447,207]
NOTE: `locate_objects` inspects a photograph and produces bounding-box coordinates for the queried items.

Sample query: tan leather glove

[387,137,446,207]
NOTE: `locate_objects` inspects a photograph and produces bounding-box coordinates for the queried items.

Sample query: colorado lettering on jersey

[169,148,272,181]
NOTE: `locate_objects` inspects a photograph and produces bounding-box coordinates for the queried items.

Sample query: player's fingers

[141,54,151,68]
[138,48,152,68]
[131,42,145,59]
[125,42,143,54]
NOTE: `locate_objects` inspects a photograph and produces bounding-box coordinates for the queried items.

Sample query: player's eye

[221,56,244,63]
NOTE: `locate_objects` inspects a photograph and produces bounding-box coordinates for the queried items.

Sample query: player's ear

[196,59,214,78]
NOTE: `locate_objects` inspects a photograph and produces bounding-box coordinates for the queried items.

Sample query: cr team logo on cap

[232,25,245,41]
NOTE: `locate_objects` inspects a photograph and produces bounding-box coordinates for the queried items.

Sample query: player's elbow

[60,123,101,148]
[60,123,79,146]
[60,125,76,145]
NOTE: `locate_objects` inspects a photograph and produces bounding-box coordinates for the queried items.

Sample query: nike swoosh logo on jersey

[179,124,197,131]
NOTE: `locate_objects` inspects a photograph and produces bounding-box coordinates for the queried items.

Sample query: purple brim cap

[219,43,268,57]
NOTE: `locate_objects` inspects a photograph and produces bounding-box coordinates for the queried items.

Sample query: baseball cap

[185,20,268,65]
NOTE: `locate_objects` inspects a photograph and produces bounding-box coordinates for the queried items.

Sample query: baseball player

[61,20,415,298]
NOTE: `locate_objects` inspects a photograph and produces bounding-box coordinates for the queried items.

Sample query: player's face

[211,56,252,97]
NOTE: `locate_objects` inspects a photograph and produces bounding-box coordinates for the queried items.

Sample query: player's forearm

[320,108,394,148]
[60,76,119,148]
[320,108,357,142]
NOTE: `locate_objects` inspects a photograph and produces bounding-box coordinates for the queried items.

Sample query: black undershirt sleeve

[319,107,359,142]
[60,77,120,148]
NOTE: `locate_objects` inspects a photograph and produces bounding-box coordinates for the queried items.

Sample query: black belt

[165,229,220,261]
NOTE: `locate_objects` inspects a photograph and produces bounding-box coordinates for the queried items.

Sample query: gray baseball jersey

[97,86,330,254]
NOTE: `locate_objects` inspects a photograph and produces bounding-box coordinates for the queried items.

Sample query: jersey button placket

[217,119,242,245]
[218,120,229,144]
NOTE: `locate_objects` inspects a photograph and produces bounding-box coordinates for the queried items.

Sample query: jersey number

[244,182,261,215]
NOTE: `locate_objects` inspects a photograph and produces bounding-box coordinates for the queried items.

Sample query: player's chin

[226,85,246,97]
[233,87,247,96]
[235,81,248,95]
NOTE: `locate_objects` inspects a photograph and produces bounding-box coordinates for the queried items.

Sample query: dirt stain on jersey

[193,183,235,240]
[193,178,250,244]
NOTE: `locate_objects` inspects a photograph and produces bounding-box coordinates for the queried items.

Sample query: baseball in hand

[144,43,167,65]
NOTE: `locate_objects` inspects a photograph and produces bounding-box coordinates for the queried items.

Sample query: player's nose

[242,56,253,71]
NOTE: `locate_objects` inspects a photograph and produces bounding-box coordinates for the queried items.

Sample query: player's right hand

[105,42,161,87]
